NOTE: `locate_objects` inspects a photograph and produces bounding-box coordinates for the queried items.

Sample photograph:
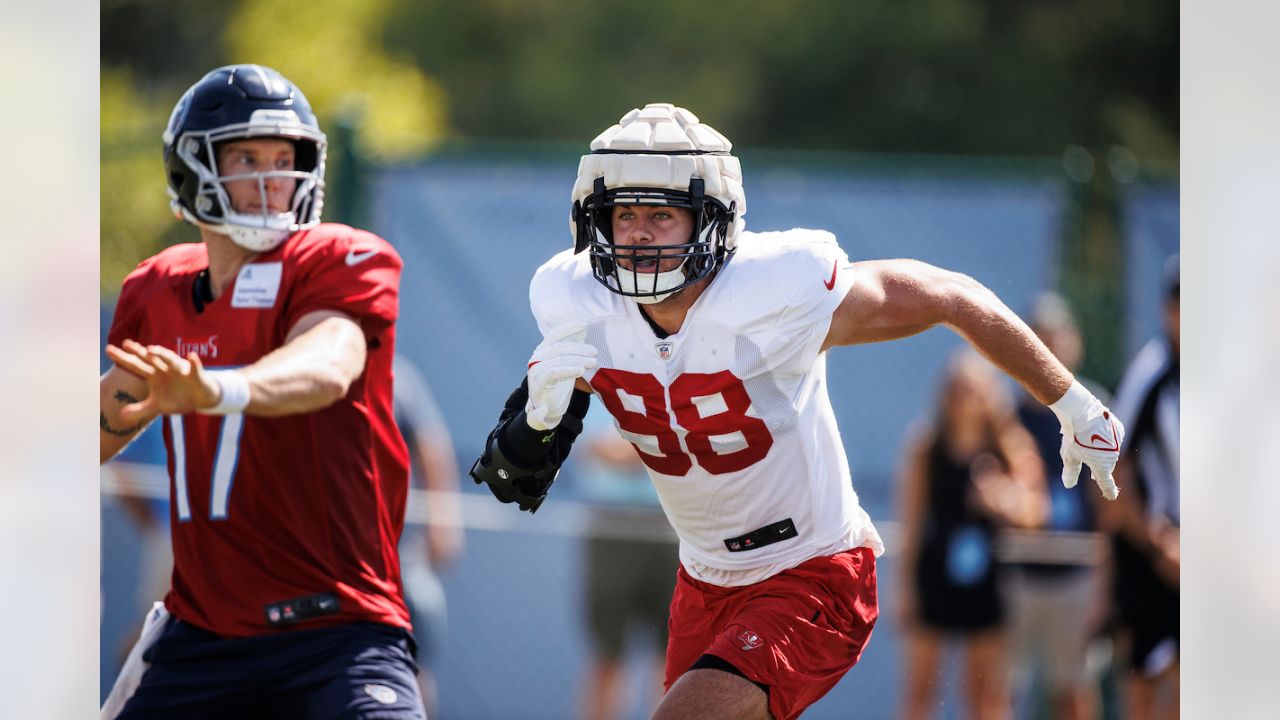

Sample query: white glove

[525,324,597,431]
[1049,381,1126,500]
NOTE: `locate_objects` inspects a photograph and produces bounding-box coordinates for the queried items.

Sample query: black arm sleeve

[469,378,592,513]
[499,378,592,466]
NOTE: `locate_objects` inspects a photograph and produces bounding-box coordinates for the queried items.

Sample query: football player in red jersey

[99,65,424,719]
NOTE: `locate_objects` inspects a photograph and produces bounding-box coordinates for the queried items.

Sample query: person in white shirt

[469,103,1125,720]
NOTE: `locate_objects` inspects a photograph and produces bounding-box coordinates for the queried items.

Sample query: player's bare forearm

[942,274,1072,405]
[239,311,368,416]
[100,366,154,464]
[825,260,1071,405]
[106,313,366,421]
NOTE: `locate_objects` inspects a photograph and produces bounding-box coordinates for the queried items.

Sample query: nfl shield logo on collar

[655,341,674,361]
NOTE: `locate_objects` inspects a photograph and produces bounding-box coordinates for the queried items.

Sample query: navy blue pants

[118,619,426,719]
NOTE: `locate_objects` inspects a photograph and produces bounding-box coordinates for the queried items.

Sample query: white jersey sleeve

[704,229,855,378]
[528,248,614,337]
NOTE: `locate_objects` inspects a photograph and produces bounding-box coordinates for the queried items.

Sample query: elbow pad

[468,378,590,513]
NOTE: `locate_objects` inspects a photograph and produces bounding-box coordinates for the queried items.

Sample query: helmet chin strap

[203,211,293,252]
[620,264,687,305]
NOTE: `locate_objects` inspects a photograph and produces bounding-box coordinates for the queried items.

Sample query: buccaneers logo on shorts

[738,630,764,651]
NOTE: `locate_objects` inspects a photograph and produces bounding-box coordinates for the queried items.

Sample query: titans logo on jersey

[108,223,412,637]
[531,229,884,587]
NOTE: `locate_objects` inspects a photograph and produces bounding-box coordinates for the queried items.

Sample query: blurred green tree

[100,68,186,296]
[382,0,1175,159]
[224,0,446,162]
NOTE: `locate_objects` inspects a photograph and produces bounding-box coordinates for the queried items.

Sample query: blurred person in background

[1102,254,1179,720]
[468,103,1126,720]
[98,65,425,719]
[572,410,681,720]
[1005,294,1111,720]
[897,350,1047,720]
[99,422,173,667]
[393,353,464,719]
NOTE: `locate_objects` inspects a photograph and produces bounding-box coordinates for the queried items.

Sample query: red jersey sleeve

[283,225,403,338]
[107,257,161,348]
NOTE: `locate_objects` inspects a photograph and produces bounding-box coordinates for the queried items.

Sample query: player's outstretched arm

[823,260,1070,401]
[107,310,367,423]
[100,365,155,464]
[236,310,368,416]
[823,259,1124,499]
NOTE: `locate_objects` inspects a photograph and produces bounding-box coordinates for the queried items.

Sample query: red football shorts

[664,546,879,720]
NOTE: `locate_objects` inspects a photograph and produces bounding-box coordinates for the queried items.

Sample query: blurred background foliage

[103,0,1176,384]
[383,0,1175,158]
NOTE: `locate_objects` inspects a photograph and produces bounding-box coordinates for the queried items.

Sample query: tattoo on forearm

[101,411,141,437]
[102,390,143,436]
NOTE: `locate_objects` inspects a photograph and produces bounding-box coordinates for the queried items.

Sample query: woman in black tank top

[897,350,1047,720]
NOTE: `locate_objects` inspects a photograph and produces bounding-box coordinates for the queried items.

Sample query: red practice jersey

[108,223,412,638]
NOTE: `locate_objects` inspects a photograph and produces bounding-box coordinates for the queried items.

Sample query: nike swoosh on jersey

[345,248,378,266]
[823,259,839,290]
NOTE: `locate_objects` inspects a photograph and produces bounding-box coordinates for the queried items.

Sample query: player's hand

[106,339,221,423]
[1050,383,1125,501]
[525,324,597,431]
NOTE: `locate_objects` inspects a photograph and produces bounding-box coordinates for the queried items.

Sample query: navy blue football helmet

[162,65,326,251]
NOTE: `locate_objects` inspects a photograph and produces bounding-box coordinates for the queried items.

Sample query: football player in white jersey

[470,103,1126,720]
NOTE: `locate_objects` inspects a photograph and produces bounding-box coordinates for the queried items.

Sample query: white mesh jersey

[531,228,884,586]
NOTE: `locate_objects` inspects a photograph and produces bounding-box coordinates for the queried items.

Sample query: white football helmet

[163,65,326,252]
[570,103,746,303]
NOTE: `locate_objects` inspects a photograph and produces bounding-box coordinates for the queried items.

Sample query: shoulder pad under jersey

[284,222,402,270]
[529,249,618,337]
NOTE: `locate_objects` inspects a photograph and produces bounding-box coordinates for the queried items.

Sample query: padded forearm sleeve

[469,378,591,513]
